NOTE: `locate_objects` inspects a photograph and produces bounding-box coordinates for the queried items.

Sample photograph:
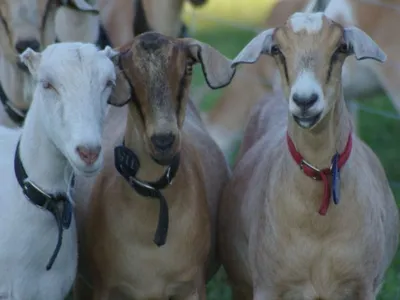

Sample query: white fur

[289,70,324,115]
[0,42,116,299]
[289,12,324,33]
[324,0,354,25]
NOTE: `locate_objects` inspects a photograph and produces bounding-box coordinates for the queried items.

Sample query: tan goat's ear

[184,39,236,89]
[343,26,386,63]
[100,46,131,107]
[60,0,99,14]
[231,28,275,68]
[19,48,41,76]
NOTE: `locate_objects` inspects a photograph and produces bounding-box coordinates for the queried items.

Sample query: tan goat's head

[231,12,386,129]
[108,31,235,165]
[0,0,98,69]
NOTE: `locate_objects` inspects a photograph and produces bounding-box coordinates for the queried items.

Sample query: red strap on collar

[286,132,352,216]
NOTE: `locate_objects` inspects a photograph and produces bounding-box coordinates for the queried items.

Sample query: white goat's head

[0,0,98,69]
[19,42,118,176]
[232,12,386,129]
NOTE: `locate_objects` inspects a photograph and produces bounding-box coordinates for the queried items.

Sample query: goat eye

[270,45,281,55]
[106,80,115,88]
[41,81,53,90]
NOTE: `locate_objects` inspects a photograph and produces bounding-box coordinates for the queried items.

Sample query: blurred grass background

[181,0,400,299]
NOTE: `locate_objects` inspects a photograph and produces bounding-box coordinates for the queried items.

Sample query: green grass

[182,1,400,299]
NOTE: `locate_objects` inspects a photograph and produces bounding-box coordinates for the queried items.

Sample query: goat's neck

[124,107,171,182]
[0,54,30,109]
[287,96,352,169]
[19,100,72,196]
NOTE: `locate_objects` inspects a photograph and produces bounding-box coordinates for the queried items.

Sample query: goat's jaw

[66,149,104,177]
[293,112,322,129]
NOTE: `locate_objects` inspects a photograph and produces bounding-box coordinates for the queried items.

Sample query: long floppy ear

[19,48,42,77]
[100,45,132,107]
[231,28,275,68]
[183,38,236,89]
[60,0,99,14]
[343,26,386,62]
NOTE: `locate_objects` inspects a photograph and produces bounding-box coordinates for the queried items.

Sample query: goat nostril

[76,145,101,165]
[15,39,40,54]
[151,133,176,151]
[292,93,319,110]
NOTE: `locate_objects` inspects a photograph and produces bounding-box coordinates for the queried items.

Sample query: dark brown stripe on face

[41,0,52,31]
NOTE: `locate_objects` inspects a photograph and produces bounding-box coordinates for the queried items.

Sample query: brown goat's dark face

[109,31,236,165]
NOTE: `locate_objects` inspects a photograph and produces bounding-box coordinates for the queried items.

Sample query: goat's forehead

[39,44,114,80]
[287,12,328,34]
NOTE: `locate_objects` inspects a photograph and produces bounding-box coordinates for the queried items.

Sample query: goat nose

[76,145,101,165]
[151,133,175,152]
[15,39,40,54]
[292,93,319,110]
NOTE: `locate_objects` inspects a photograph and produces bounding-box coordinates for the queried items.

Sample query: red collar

[286,132,353,216]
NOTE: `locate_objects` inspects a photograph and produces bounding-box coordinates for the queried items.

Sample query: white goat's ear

[231,28,275,68]
[102,47,131,107]
[184,38,236,89]
[343,26,386,63]
[60,0,99,14]
[100,46,119,64]
[19,48,41,75]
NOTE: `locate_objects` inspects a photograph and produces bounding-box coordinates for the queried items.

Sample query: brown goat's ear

[184,39,236,89]
[100,46,131,107]
[343,26,386,63]
[60,0,99,14]
[231,28,275,68]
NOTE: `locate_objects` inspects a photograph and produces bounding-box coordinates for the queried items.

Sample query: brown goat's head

[108,32,235,165]
[231,12,386,129]
[0,0,98,68]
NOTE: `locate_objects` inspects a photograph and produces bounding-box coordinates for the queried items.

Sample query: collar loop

[14,140,74,270]
[114,143,180,246]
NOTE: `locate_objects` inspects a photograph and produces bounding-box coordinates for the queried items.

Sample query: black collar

[114,142,180,246]
[0,83,27,126]
[14,139,74,270]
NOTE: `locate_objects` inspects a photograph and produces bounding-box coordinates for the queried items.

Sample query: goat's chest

[250,180,385,296]
[0,186,77,300]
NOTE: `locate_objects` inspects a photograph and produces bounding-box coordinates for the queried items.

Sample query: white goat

[0,0,100,128]
[219,12,399,300]
[0,42,118,299]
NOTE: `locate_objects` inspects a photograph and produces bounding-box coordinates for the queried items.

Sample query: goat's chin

[68,156,104,177]
[292,111,322,129]
[151,152,179,166]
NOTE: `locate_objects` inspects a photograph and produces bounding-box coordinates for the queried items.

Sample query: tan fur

[200,0,400,157]
[218,14,399,300]
[98,0,208,47]
[199,0,325,156]
[0,0,99,128]
[74,32,234,300]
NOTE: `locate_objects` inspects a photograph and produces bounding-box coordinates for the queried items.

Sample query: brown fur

[218,13,399,300]
[74,32,234,300]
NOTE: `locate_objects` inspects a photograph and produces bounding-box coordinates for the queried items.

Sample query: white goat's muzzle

[289,70,325,128]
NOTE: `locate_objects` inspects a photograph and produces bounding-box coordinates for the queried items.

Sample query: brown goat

[74,32,235,299]
[218,12,399,300]
[97,0,207,47]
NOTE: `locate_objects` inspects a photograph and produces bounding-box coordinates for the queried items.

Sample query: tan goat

[97,0,207,47]
[198,0,331,156]
[218,12,399,300]
[74,32,235,299]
